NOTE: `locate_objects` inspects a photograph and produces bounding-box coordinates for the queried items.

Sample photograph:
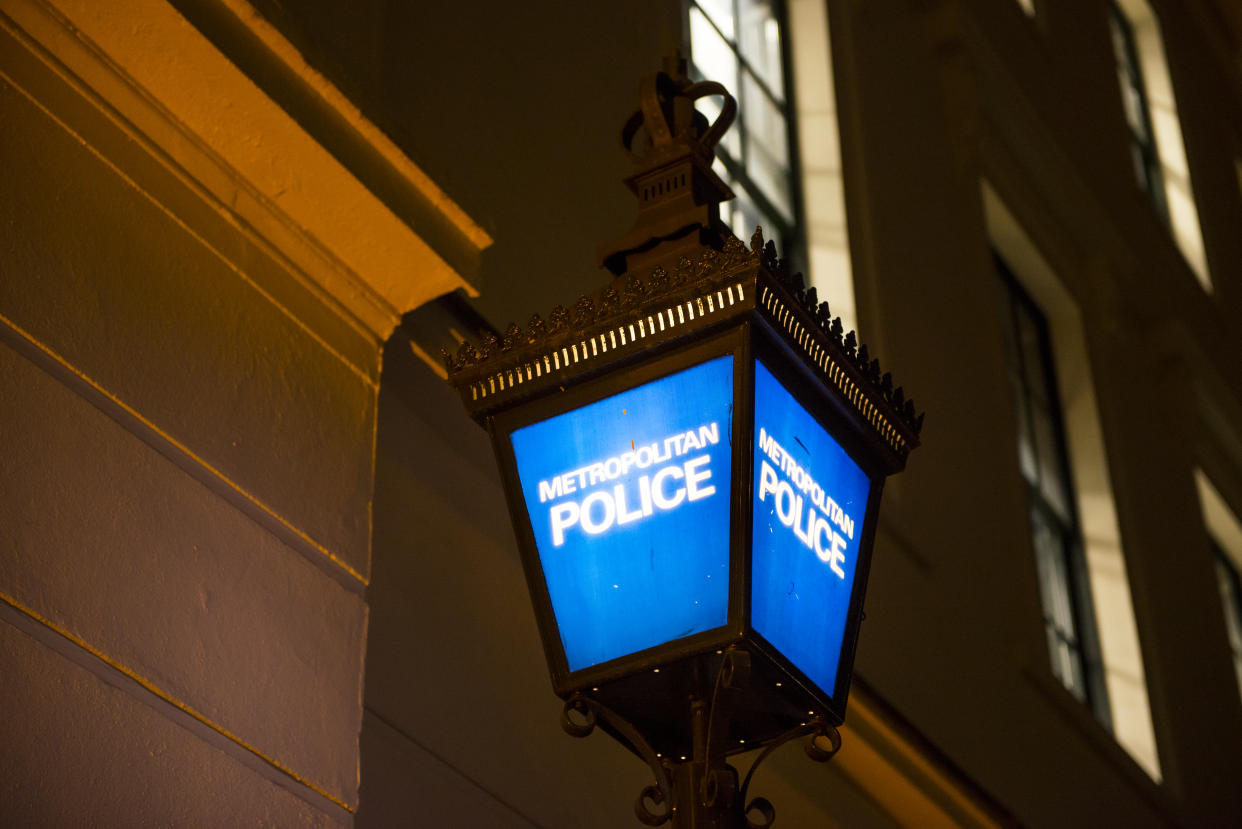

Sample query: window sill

[1021,663,1183,821]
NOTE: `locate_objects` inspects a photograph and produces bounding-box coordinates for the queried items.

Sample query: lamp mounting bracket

[561,647,842,828]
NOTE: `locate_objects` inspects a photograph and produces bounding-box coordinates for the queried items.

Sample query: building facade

[3,0,1242,826]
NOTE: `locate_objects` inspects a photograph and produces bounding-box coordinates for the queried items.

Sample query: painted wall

[4,0,1242,826]
[226,0,681,330]
[0,6,374,823]
[357,0,1242,825]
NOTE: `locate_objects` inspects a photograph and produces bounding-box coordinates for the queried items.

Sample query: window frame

[686,0,807,273]
[1109,0,1169,224]
[1213,542,1242,697]
[995,252,1113,729]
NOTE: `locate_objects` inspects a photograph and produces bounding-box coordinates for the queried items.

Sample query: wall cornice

[1,0,490,347]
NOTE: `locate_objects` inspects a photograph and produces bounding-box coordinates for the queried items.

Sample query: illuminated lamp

[442,54,922,828]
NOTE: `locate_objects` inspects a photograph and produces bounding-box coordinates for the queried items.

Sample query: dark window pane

[1130,142,1150,189]
[1033,408,1072,521]
[741,70,791,219]
[1214,547,1242,697]
[996,253,1109,723]
[1032,509,1074,636]
[1016,307,1051,408]
[689,0,801,267]
[1109,2,1168,224]
[1009,375,1039,482]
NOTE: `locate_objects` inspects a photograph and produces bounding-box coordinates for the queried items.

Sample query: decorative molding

[0,0,490,345]
[0,309,370,593]
[445,230,922,464]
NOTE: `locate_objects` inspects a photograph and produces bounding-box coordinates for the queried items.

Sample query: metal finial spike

[623,273,646,303]
[572,295,595,326]
[528,313,547,341]
[501,322,521,351]
[480,332,499,358]
[751,226,765,253]
[600,285,620,312]
[762,240,779,271]
[548,304,569,333]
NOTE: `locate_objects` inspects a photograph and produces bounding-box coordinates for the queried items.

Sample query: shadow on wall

[356,331,650,828]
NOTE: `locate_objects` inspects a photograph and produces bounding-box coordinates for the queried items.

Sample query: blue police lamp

[443,54,921,829]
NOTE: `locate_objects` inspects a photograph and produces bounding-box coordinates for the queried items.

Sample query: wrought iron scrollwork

[635,785,671,827]
[744,797,776,829]
[736,717,842,828]
[560,652,845,828]
[561,693,674,826]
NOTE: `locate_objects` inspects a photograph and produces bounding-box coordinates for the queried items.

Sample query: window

[787,0,857,335]
[688,0,801,267]
[1109,0,1209,288]
[985,182,1160,778]
[1110,3,1166,222]
[1194,470,1242,702]
[1215,547,1242,696]
[996,255,1111,725]
[690,1,862,333]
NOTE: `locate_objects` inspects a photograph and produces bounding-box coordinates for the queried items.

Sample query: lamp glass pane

[510,356,735,672]
[751,360,871,697]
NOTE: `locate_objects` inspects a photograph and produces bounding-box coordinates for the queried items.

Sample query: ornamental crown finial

[600,53,737,276]
[619,50,737,166]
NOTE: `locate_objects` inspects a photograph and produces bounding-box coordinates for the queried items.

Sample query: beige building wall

[833,0,1242,825]
[362,0,1242,825]
[0,0,484,823]
[3,0,1242,827]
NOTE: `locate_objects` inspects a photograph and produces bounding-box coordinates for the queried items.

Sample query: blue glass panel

[751,361,871,696]
[511,357,735,672]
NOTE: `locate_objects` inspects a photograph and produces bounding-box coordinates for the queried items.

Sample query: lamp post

[443,54,922,828]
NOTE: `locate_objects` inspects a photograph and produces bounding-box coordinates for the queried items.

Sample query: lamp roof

[442,56,921,470]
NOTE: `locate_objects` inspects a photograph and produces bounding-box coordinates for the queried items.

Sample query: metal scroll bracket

[561,648,843,828]
[562,692,675,826]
